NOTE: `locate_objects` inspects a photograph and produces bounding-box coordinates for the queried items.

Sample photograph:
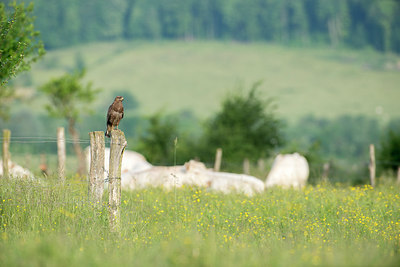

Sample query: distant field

[19,41,400,122]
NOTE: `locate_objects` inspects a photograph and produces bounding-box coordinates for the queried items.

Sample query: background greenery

[1,0,400,183]
[1,1,400,266]
[2,0,400,54]
[4,40,399,181]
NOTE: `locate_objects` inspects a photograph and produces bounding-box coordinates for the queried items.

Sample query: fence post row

[214,148,222,172]
[243,158,250,175]
[2,129,11,178]
[57,127,66,181]
[89,131,105,205]
[322,162,330,182]
[257,159,265,172]
[369,144,376,187]
[108,129,127,232]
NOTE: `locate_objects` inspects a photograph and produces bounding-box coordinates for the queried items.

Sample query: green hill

[17,41,400,122]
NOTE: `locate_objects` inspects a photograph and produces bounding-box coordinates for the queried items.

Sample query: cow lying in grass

[0,160,34,179]
[123,160,265,196]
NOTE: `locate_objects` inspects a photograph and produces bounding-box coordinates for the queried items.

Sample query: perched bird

[105,96,124,137]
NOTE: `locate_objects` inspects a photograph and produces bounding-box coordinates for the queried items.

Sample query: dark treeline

[5,0,400,53]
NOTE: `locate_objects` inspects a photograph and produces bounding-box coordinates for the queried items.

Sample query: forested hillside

[5,0,400,53]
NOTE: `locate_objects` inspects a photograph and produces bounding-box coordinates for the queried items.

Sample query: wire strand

[0,136,118,144]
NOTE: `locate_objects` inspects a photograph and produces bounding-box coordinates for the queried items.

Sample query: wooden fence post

[257,159,265,172]
[214,148,222,172]
[108,130,127,231]
[89,131,105,205]
[243,158,250,175]
[322,162,330,182]
[57,127,66,181]
[2,129,11,178]
[369,144,376,187]
[397,166,400,185]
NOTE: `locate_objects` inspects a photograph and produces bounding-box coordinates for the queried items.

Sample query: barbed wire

[0,136,89,143]
[0,136,118,144]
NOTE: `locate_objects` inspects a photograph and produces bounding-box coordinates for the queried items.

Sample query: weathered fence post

[214,148,222,172]
[369,144,376,187]
[397,166,400,185]
[257,159,265,172]
[108,130,127,231]
[243,158,250,175]
[2,129,11,178]
[89,131,105,205]
[322,162,330,182]
[57,127,66,181]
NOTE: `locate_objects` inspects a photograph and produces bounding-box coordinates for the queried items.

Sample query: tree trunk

[68,118,85,176]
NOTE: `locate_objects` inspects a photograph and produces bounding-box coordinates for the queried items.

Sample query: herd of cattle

[1,148,310,196]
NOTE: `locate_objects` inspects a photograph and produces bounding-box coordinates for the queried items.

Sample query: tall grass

[0,177,399,266]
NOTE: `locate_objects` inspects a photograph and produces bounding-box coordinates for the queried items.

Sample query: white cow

[122,160,210,190]
[0,160,34,179]
[123,159,265,196]
[206,171,265,196]
[85,147,153,177]
[265,153,309,188]
[86,146,265,195]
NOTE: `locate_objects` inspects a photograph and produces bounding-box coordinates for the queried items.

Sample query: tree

[379,120,400,174]
[136,112,179,165]
[201,82,284,168]
[39,70,101,175]
[0,1,45,119]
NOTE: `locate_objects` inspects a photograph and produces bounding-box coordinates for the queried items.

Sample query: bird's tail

[105,125,112,137]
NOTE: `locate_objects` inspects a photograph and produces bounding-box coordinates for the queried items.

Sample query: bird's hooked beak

[121,97,124,101]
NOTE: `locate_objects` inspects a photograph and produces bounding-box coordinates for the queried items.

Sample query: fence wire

[0,136,127,146]
[1,134,399,182]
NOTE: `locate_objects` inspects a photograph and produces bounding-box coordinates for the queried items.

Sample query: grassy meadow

[4,41,400,266]
[1,178,399,266]
[16,41,400,122]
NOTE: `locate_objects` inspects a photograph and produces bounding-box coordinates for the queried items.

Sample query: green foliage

[134,111,202,166]
[201,83,284,166]
[39,70,100,121]
[28,0,400,53]
[0,1,45,118]
[379,120,400,173]
[287,115,381,160]
[136,112,179,165]
[38,70,101,174]
[284,115,382,184]
[1,179,399,266]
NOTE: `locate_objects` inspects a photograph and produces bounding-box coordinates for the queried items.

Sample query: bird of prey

[105,96,124,137]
